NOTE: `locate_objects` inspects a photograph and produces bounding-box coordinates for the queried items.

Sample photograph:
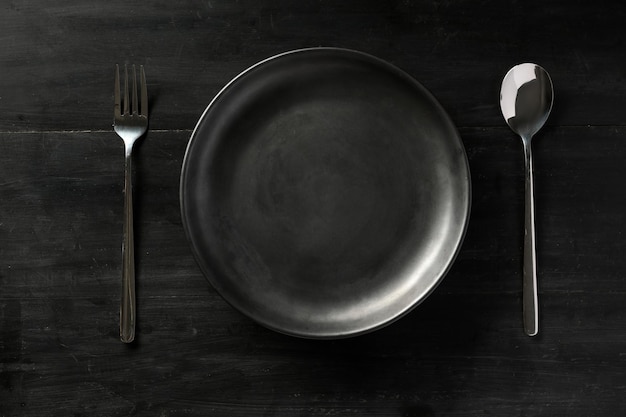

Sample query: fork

[114,64,148,343]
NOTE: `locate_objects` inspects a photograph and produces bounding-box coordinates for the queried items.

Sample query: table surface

[2,1,626,416]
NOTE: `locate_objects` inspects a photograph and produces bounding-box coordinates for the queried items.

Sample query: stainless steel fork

[114,64,148,343]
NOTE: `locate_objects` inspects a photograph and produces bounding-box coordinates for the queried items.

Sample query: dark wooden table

[2,1,626,415]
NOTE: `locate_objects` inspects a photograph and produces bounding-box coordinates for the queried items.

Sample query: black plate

[180,48,470,338]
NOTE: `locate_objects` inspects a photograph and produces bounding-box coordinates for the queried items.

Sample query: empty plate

[180,48,470,338]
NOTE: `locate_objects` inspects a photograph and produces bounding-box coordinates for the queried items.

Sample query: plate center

[222,101,418,298]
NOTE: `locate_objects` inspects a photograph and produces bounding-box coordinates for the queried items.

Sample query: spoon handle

[523,139,539,336]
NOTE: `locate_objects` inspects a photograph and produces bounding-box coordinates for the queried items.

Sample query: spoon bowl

[500,63,554,336]
[501,64,553,140]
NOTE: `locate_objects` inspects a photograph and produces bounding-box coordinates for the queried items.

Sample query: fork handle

[120,150,136,343]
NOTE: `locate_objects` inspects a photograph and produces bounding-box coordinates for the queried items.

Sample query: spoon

[500,63,554,336]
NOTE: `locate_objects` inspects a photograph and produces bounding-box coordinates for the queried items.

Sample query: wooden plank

[2,126,626,415]
[0,1,626,131]
[2,292,626,416]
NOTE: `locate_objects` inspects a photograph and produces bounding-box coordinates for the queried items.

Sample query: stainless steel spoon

[500,63,554,336]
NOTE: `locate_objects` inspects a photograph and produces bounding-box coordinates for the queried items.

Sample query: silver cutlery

[500,63,553,336]
[113,64,148,343]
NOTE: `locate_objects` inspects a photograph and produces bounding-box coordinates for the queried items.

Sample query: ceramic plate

[180,48,470,338]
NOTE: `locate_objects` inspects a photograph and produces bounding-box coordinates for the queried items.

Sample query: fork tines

[114,64,148,120]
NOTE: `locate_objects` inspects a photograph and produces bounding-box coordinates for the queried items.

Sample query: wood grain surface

[2,1,626,416]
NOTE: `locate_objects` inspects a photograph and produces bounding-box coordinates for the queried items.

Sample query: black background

[1,1,626,416]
